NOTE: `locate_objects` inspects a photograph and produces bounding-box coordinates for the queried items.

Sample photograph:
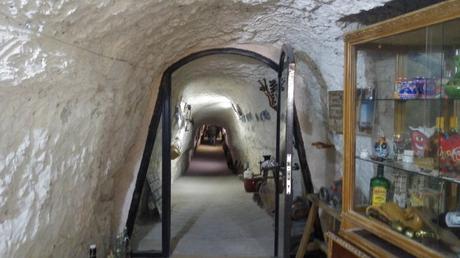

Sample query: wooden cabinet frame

[342,1,460,257]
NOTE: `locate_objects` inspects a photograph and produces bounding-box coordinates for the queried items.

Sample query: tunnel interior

[127,53,307,256]
[0,1,446,258]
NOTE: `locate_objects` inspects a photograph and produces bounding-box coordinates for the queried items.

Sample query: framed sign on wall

[328,90,343,134]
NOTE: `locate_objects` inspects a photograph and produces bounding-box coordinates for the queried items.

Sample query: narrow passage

[170,142,274,257]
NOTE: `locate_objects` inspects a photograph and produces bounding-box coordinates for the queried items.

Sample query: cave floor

[136,143,274,257]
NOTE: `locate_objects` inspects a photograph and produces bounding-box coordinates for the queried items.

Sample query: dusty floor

[134,143,274,257]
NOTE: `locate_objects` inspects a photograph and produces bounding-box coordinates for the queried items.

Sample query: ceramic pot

[244,178,261,192]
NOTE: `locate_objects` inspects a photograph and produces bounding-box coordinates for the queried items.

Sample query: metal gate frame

[126,46,319,258]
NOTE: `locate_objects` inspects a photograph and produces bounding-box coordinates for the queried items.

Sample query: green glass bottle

[370,165,390,207]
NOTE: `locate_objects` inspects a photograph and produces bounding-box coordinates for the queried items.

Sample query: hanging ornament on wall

[258,78,282,111]
[232,103,244,117]
[171,136,181,160]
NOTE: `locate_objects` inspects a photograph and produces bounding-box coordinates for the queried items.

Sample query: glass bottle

[438,211,460,228]
[89,245,96,258]
[394,77,402,98]
[448,116,460,174]
[370,165,390,207]
[430,116,445,170]
[448,116,459,137]
[392,171,408,208]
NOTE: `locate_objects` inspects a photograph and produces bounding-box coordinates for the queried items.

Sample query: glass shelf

[372,98,440,101]
[365,97,460,101]
[356,156,460,184]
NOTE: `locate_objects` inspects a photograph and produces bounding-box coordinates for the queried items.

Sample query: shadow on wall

[294,51,338,189]
[295,51,329,135]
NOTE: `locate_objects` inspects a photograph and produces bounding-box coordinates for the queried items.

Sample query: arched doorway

[126,45,299,258]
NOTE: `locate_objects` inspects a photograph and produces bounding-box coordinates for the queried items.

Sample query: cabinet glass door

[352,17,460,257]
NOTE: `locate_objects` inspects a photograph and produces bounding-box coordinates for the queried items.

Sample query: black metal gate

[127,46,304,258]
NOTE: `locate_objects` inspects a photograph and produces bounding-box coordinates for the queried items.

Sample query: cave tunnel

[128,52,286,257]
[0,1,447,258]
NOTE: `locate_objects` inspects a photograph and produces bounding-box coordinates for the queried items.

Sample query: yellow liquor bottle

[370,165,390,207]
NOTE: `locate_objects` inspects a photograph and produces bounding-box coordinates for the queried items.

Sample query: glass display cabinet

[342,2,460,257]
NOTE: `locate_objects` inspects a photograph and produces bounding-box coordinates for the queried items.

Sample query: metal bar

[293,104,325,239]
[293,105,312,193]
[126,46,283,257]
[274,44,297,258]
[162,73,172,257]
[166,47,279,74]
[126,86,164,238]
[283,60,295,258]
[274,50,286,258]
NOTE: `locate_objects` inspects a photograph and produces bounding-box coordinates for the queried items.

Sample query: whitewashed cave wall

[0,0,394,257]
[0,18,154,258]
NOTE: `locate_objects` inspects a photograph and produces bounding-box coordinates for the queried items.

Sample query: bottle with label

[447,116,460,173]
[392,171,408,208]
[370,165,390,207]
[89,245,96,258]
[438,211,460,228]
[438,211,460,238]
[430,116,445,169]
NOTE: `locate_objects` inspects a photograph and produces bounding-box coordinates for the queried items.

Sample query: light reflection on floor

[186,144,230,176]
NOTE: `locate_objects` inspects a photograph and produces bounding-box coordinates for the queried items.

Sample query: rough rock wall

[0,0,395,257]
[0,15,153,258]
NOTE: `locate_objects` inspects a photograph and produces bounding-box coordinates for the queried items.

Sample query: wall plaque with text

[328,91,343,133]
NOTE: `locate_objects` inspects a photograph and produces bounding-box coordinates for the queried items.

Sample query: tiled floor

[134,144,274,257]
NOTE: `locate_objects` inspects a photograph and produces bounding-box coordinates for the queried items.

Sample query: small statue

[409,126,435,158]
[399,79,418,99]
[374,136,389,160]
